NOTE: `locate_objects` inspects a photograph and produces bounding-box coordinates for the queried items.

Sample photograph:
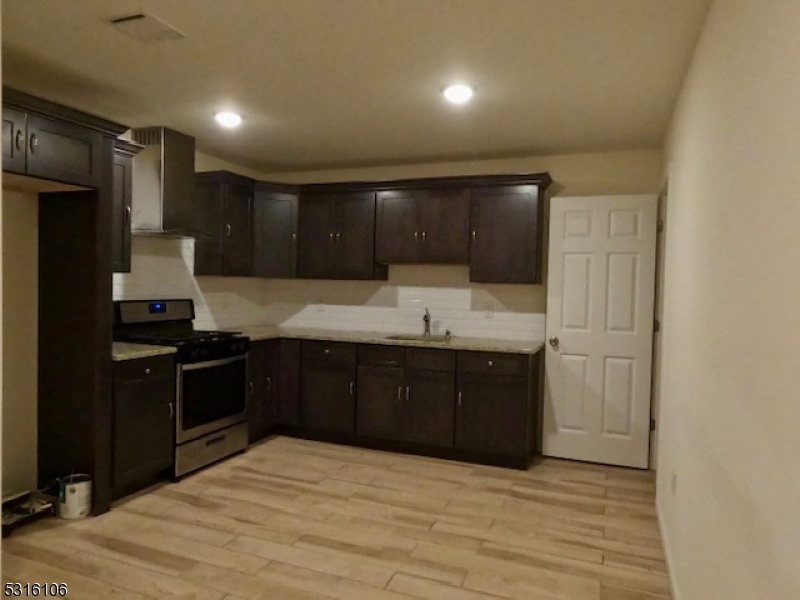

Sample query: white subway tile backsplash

[117,236,545,341]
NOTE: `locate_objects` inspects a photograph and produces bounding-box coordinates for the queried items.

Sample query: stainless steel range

[113,299,249,477]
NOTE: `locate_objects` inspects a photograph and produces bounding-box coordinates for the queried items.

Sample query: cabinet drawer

[114,354,175,383]
[457,351,528,377]
[301,340,356,363]
[406,348,456,372]
[359,344,405,367]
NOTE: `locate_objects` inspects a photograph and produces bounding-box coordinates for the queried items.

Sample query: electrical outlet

[670,471,678,495]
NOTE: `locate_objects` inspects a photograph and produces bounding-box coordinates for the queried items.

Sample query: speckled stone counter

[232,325,544,355]
[112,342,177,362]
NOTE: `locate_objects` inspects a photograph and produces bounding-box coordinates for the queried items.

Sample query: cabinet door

[113,358,175,490]
[301,361,356,433]
[2,108,26,174]
[455,373,529,456]
[248,340,281,442]
[111,150,133,273]
[277,339,301,426]
[375,190,421,263]
[419,189,470,263]
[298,194,337,278]
[253,189,298,278]
[470,185,542,283]
[25,114,103,187]
[405,369,455,447]
[336,192,378,279]
[222,182,252,276]
[356,365,404,441]
[194,179,225,275]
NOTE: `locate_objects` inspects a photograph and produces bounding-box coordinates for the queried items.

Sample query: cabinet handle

[336,232,341,241]
[405,386,410,402]
[125,206,132,224]
[414,231,419,241]
[14,129,24,152]
[29,133,38,154]
[324,348,330,355]
[349,381,355,396]
[249,381,254,395]
[291,232,297,242]
[144,367,151,375]
[421,231,426,241]
[397,386,403,401]
[168,401,174,419]
[266,376,271,391]
[329,232,334,242]
[458,391,462,406]
[472,230,476,242]
[488,360,494,368]
[225,223,232,237]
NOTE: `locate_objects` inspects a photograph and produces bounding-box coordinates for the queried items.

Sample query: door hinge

[650,418,657,431]
[657,219,665,232]
[654,319,660,333]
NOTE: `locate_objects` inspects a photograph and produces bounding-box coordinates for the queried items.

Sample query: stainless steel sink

[385,334,451,342]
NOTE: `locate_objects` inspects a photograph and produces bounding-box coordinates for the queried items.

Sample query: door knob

[549,336,559,347]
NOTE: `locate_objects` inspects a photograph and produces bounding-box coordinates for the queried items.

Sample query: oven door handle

[181,354,247,371]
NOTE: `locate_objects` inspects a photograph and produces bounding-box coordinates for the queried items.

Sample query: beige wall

[195,151,274,180]
[261,148,664,196]
[657,0,800,598]
[1,190,38,499]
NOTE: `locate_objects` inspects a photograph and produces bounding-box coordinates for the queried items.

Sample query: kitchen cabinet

[194,171,254,276]
[298,191,386,280]
[112,355,175,496]
[277,339,301,426]
[469,184,544,283]
[356,345,456,447]
[252,184,298,278]
[248,339,280,443]
[111,139,142,273]
[2,105,104,187]
[455,351,534,457]
[300,341,356,433]
[375,188,470,264]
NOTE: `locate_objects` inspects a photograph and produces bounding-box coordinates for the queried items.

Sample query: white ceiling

[2,0,710,172]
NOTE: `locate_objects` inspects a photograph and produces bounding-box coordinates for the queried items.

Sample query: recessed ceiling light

[215,111,242,128]
[443,84,474,105]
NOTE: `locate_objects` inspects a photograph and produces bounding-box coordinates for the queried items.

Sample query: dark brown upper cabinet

[469,184,544,284]
[252,184,298,278]
[194,171,254,276]
[2,103,104,188]
[112,139,142,273]
[375,188,470,264]
[298,191,386,280]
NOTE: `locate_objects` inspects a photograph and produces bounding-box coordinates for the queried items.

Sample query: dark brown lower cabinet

[356,365,405,441]
[277,339,301,426]
[455,372,529,457]
[404,368,455,447]
[356,346,455,447]
[301,342,356,434]
[248,340,280,443]
[112,355,175,497]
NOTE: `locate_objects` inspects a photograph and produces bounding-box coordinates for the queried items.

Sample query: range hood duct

[130,126,195,235]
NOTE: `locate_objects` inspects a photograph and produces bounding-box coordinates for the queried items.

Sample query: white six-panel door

[544,195,657,468]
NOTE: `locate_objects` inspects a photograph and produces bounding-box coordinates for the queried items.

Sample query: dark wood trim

[255,180,301,195]
[299,172,552,194]
[196,170,255,187]
[113,138,144,157]
[3,87,128,137]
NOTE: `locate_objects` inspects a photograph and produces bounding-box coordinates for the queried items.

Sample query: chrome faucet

[423,308,431,337]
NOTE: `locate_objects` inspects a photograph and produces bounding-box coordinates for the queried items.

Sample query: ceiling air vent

[108,13,185,43]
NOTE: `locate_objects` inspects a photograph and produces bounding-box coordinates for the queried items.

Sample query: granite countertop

[232,325,544,355]
[112,342,177,362]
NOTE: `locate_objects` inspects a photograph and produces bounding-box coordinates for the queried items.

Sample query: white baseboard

[657,497,682,600]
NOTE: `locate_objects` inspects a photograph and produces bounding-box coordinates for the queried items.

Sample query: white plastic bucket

[58,474,92,519]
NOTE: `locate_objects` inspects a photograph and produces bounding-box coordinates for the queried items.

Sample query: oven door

[177,354,248,444]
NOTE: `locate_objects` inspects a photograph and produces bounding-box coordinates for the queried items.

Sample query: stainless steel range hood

[130,126,195,235]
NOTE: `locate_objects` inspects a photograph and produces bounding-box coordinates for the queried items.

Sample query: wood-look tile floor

[2,436,671,599]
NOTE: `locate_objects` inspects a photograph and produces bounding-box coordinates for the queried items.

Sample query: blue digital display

[149,302,167,314]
